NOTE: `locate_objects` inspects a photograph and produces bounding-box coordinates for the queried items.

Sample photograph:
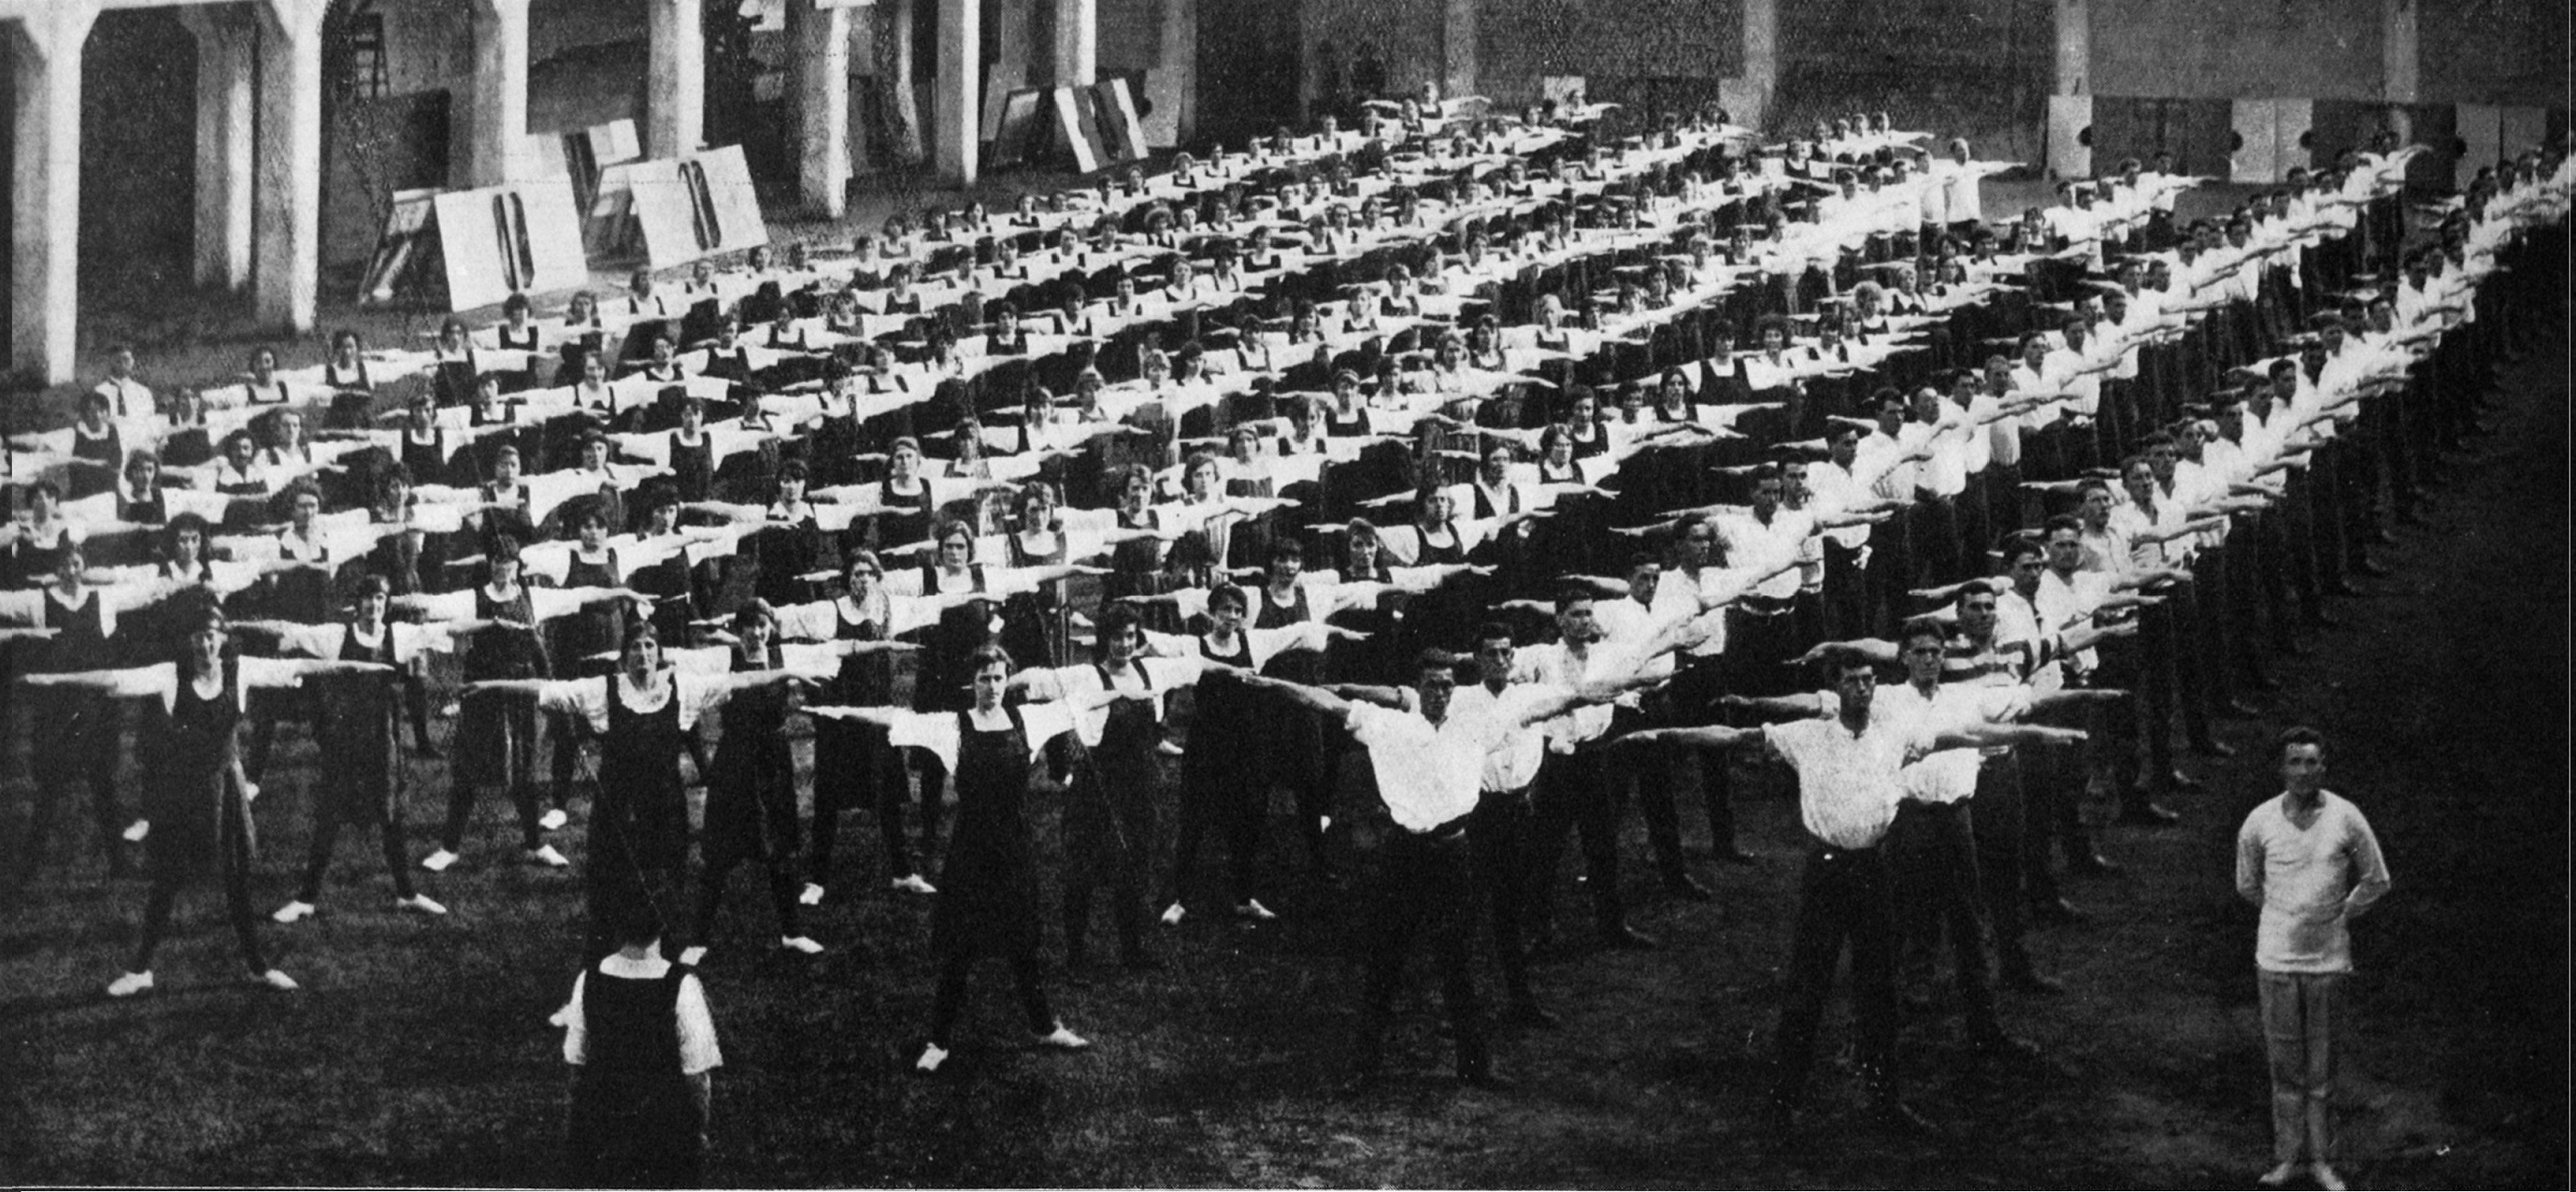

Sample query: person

[465,622,814,961]
[1239,648,1654,1091]
[236,576,457,922]
[2235,726,2389,1192]
[687,601,852,962]
[22,608,394,998]
[810,644,1108,1074]
[1610,650,2083,1134]
[560,898,722,1188]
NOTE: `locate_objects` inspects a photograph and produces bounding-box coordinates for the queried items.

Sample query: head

[2044,513,2085,574]
[934,521,976,569]
[1095,605,1142,666]
[2277,726,2326,799]
[1829,653,1879,721]
[1898,619,1947,687]
[2002,538,2046,599]
[618,622,663,681]
[1411,650,1464,722]
[351,574,392,627]
[1553,586,1598,646]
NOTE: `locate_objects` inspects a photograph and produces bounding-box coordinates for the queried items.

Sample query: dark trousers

[2019,730,2093,907]
[1469,788,1537,1005]
[1531,745,1625,939]
[1890,801,2002,1041]
[929,948,1056,1048]
[18,720,127,883]
[1612,703,1692,883]
[1968,754,2037,981]
[442,769,545,854]
[1169,754,1265,911]
[298,801,417,903]
[1355,827,1489,1078]
[1914,495,1965,586]
[133,796,268,975]
[1772,842,1899,1106]
[1822,539,1867,643]
[1673,652,1740,854]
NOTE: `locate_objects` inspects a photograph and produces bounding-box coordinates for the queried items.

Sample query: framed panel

[2271,97,2314,177]
[2047,93,2093,180]
[2498,106,2547,160]
[2454,103,2500,190]
[2090,95,2158,170]
[2230,98,2278,182]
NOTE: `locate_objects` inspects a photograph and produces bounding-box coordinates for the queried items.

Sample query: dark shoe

[1713,847,1763,866]
[1458,1066,1519,1091]
[2221,699,2265,718]
[1602,925,1662,951]
[1663,875,1715,902]
[2328,582,2368,598]
[2119,801,2182,826]
[2192,739,2238,759]
[2164,770,2207,793]
[2068,853,2124,877]
[2030,897,2090,926]
[1505,1000,1562,1028]
[2355,558,2393,577]
[2004,969,2068,996]
[1872,1099,1939,1136]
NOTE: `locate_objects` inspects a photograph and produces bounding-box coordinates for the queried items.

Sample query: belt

[1418,816,1471,844]
[1736,596,1796,617]
[1810,840,1882,861]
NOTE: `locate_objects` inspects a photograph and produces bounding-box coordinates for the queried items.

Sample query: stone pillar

[788,0,852,217]
[465,0,530,186]
[648,0,706,158]
[254,0,326,333]
[1720,0,1775,129]
[993,0,1028,91]
[932,0,980,184]
[1052,0,1095,87]
[2054,0,2089,96]
[7,1,94,385]
[2382,0,2419,105]
[1440,0,1476,105]
[179,6,254,294]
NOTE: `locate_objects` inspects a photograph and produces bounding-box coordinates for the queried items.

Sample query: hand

[241,781,261,803]
[1718,694,1753,710]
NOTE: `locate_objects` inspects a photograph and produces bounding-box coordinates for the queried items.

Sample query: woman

[235,575,454,922]
[689,602,835,960]
[24,607,391,998]
[885,520,1100,848]
[467,621,805,959]
[560,898,722,1188]
[401,535,631,872]
[774,550,953,902]
[809,644,1097,1074]
[3,481,82,589]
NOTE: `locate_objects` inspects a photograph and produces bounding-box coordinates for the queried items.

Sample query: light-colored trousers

[2257,969,2345,1164]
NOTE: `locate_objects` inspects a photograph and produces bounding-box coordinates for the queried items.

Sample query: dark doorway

[80,7,199,314]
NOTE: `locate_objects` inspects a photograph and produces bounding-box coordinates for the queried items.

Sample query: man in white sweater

[2235,726,2391,1192]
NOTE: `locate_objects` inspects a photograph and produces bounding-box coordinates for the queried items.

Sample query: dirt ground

[0,177,2565,1187]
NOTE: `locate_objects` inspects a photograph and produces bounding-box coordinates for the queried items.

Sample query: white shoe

[780,935,824,955]
[1033,1025,1091,1051]
[250,969,300,992]
[678,945,708,966]
[526,844,570,869]
[546,1002,574,1028]
[890,873,937,895]
[419,848,459,872]
[538,808,569,832]
[1155,740,1183,756]
[122,819,150,843]
[272,899,317,925]
[798,883,825,907]
[2311,1164,2347,1192]
[1319,815,1333,832]
[1159,902,1186,926]
[1235,898,1278,922]
[2256,1163,2296,1188]
[914,1042,950,1073]
[395,893,449,915]
[106,970,154,998]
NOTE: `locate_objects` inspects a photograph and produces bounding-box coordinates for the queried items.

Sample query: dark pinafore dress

[31,590,122,794]
[912,565,992,715]
[143,660,248,880]
[565,960,703,1188]
[1065,662,1157,887]
[457,585,547,788]
[587,672,693,939]
[312,625,405,822]
[702,649,795,869]
[811,597,900,817]
[931,706,1042,959]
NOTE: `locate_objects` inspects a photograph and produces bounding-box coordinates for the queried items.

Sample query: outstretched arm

[1610,724,1764,751]
[1235,671,1357,720]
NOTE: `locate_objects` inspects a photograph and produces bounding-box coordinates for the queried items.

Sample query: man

[93,345,156,418]
[1515,588,1667,950]
[1613,650,2084,1134]
[1243,649,1647,1091]
[2235,727,2388,1192]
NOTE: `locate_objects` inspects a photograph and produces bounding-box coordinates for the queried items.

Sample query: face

[1414,667,1458,721]
[2080,486,2114,528]
[1834,664,1877,717]
[355,587,390,625]
[1629,563,1662,606]
[737,616,772,656]
[1901,636,1944,685]
[1753,477,1783,515]
[938,531,972,568]
[1959,591,1998,640]
[2047,529,2083,572]
[1103,624,1140,664]
[291,493,321,525]
[189,623,227,671]
[579,518,608,549]
[172,527,204,561]
[622,633,661,677]
[1555,599,1597,644]
[2280,741,2326,797]
[2008,552,2044,596]
[2122,462,2155,504]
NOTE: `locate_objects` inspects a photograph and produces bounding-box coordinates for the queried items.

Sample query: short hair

[1474,621,1513,646]
[1414,648,1465,680]
[2000,537,2046,567]
[733,599,779,633]
[351,573,393,600]
[1553,583,1596,613]
[1898,617,1949,650]
[2276,725,2326,761]
[1095,604,1142,649]
[165,511,213,544]
[2043,513,2085,539]
[619,620,661,655]
[1267,538,1305,565]
[1208,583,1249,614]
[1627,551,1660,575]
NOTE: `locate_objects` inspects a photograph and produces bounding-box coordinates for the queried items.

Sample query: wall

[1103,0,1195,146]
[1478,0,1741,106]
[2092,0,2383,100]
[1778,0,2051,157]
[2417,0,2566,108]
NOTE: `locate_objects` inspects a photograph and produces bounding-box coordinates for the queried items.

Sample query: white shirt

[1763,713,1931,850]
[1346,691,1558,831]
[2235,792,2390,974]
[1450,680,1553,793]
[561,949,723,1075]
